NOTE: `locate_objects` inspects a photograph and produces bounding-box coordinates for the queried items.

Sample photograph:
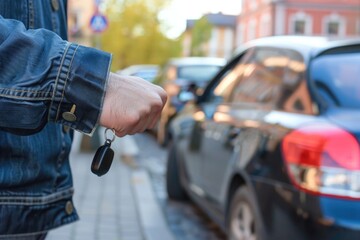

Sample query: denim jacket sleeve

[0,15,112,135]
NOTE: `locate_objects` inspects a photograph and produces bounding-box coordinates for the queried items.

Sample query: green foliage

[190,16,212,56]
[100,0,182,71]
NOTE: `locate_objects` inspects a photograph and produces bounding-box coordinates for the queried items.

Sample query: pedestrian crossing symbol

[90,14,108,33]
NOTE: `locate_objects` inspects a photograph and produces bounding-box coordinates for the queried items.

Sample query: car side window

[277,49,314,114]
[207,49,255,103]
[230,47,285,105]
[227,47,314,114]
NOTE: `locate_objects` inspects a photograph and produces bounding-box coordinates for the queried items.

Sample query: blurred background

[47,1,360,240]
[67,0,360,71]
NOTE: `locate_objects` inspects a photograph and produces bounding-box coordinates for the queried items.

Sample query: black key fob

[91,141,114,177]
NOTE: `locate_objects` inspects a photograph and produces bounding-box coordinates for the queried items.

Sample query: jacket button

[62,112,77,122]
[51,0,59,11]
[65,201,74,215]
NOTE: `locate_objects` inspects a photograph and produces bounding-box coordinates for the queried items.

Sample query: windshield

[177,65,222,82]
[310,52,360,108]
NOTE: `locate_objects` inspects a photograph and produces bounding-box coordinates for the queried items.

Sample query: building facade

[68,0,99,46]
[238,0,360,45]
[183,13,237,59]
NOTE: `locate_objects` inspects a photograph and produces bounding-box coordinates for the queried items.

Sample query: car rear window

[177,65,222,82]
[310,52,360,108]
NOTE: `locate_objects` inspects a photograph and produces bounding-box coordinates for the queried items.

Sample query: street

[135,133,226,240]
[47,132,226,240]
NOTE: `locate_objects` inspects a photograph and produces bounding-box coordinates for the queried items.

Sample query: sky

[159,0,243,38]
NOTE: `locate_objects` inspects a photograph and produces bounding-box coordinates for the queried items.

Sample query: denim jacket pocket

[0,99,47,135]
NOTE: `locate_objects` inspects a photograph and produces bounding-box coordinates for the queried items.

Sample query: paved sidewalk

[47,150,143,240]
[47,134,174,240]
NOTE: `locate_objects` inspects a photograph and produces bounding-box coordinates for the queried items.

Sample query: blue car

[167,36,360,240]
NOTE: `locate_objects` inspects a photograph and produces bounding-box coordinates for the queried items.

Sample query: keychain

[91,128,115,176]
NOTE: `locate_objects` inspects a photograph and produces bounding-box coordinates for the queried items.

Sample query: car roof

[234,35,360,61]
[167,57,226,66]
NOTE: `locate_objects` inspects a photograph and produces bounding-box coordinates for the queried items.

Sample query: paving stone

[47,149,144,240]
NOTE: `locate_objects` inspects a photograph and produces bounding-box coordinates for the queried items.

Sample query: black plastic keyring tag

[91,128,115,176]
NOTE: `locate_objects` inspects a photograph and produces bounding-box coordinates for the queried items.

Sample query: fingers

[120,97,164,135]
[100,74,167,137]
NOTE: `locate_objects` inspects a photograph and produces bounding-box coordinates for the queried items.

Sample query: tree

[101,0,182,71]
[190,16,212,56]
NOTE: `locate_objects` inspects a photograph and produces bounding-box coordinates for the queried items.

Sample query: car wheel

[166,143,188,200]
[228,187,259,240]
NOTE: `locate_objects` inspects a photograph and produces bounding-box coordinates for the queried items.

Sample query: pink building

[238,0,360,45]
[68,0,98,46]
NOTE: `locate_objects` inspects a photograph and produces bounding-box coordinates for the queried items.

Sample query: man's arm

[0,16,166,136]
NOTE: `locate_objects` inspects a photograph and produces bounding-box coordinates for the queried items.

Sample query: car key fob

[91,128,115,177]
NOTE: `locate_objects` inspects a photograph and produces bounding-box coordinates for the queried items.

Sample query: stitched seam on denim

[53,44,77,121]
[0,88,53,100]
[48,42,71,122]
[0,214,78,238]
[0,187,74,205]
[52,13,56,32]
[53,129,67,191]
[0,89,50,94]
[0,94,52,101]
[0,230,49,238]
[55,44,79,120]
[96,54,113,128]
[28,0,34,29]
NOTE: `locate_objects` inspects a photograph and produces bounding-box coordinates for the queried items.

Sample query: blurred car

[116,64,159,82]
[167,36,360,240]
[156,57,226,146]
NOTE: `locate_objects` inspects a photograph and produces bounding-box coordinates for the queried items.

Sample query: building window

[209,29,218,57]
[294,20,306,34]
[248,19,257,41]
[224,28,234,59]
[260,13,271,37]
[249,1,258,11]
[328,22,340,35]
[323,14,346,37]
[237,24,244,45]
[290,12,312,35]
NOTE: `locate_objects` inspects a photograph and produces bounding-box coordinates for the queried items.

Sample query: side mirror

[178,91,196,102]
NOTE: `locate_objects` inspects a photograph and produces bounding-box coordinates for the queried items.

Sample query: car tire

[227,187,261,240]
[166,143,188,201]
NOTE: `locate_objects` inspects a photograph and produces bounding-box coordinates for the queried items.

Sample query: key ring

[104,128,116,144]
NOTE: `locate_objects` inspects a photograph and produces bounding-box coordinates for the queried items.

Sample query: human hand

[99,72,167,137]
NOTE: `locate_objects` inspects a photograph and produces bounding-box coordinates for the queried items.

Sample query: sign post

[90,0,108,49]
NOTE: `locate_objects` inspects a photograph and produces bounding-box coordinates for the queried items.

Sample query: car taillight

[282,124,360,199]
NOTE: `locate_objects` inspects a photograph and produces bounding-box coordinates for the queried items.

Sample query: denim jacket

[0,0,111,236]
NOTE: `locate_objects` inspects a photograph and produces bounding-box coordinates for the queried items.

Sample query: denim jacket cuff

[48,43,112,134]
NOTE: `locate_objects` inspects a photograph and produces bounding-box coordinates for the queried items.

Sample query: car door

[181,51,252,199]
[181,50,255,204]
[200,47,290,207]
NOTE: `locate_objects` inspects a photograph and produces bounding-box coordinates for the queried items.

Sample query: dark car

[166,36,360,240]
[156,57,226,146]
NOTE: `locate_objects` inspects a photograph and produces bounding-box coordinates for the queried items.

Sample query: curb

[132,169,175,240]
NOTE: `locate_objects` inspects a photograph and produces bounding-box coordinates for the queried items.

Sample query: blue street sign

[94,0,102,6]
[90,14,108,33]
